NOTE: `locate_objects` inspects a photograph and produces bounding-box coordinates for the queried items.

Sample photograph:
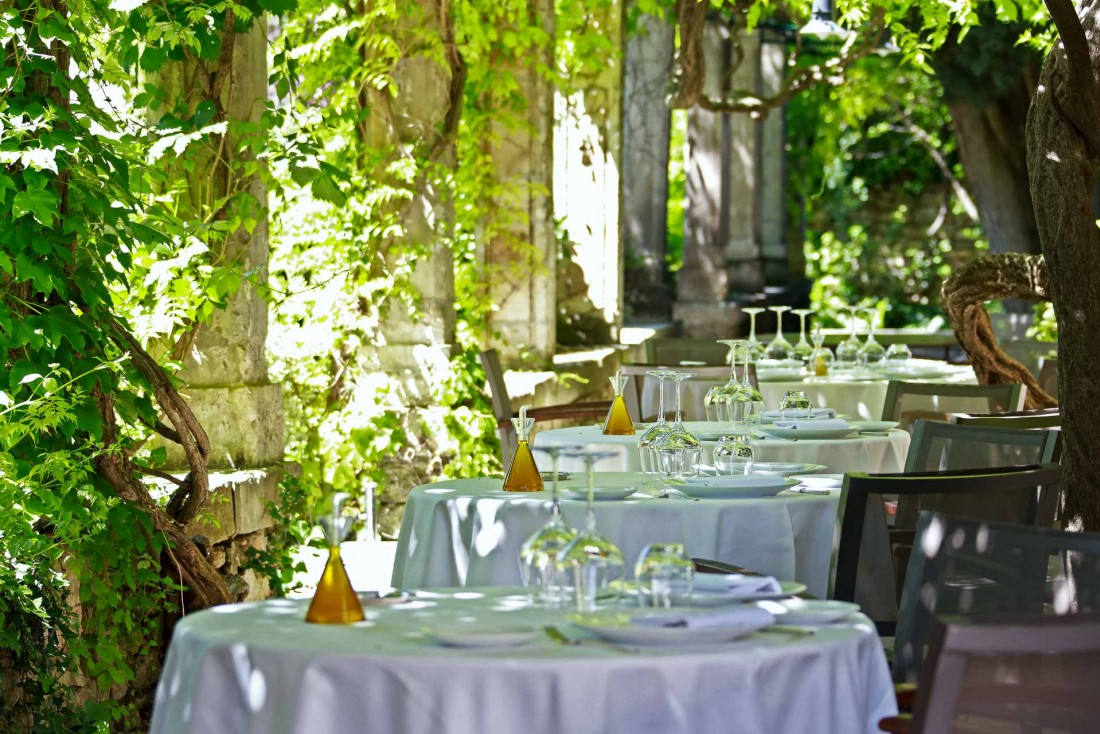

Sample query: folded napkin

[762,408,836,421]
[772,418,850,431]
[692,573,783,596]
[681,474,786,490]
[631,605,775,630]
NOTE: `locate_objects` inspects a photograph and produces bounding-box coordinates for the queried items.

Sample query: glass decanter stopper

[602,371,635,435]
[306,493,365,624]
[503,404,544,492]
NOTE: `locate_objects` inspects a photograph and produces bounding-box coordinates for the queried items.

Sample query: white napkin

[762,408,836,421]
[631,605,775,629]
[681,474,786,489]
[692,573,783,596]
[772,418,850,431]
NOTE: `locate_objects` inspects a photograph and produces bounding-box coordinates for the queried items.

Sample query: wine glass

[792,308,815,362]
[714,434,754,475]
[763,305,794,361]
[638,371,673,476]
[520,445,581,606]
[635,543,694,608]
[704,339,742,421]
[858,308,887,366]
[742,307,767,362]
[556,449,626,612]
[836,307,863,366]
[653,372,702,482]
[808,325,835,377]
[728,342,765,423]
[779,390,813,421]
[885,342,912,365]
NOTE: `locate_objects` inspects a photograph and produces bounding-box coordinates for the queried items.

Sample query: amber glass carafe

[306,547,365,624]
[504,405,544,492]
[602,373,635,435]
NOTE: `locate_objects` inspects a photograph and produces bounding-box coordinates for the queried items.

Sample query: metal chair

[950,407,1061,430]
[829,465,1063,637]
[881,381,1026,433]
[479,349,610,464]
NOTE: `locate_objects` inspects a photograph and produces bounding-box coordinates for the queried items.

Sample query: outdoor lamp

[799,0,855,41]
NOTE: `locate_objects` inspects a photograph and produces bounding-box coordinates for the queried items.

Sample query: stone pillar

[484,0,557,358]
[756,30,791,284]
[620,10,674,320]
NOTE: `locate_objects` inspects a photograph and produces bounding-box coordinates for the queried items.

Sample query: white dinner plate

[851,420,900,432]
[770,599,861,625]
[798,473,844,488]
[756,368,806,382]
[560,486,639,501]
[428,623,540,648]
[748,462,829,476]
[673,477,798,499]
[691,580,808,606]
[575,616,773,646]
[757,426,856,441]
[681,421,755,441]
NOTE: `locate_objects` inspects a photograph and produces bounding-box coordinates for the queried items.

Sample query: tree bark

[941,254,1056,409]
[1026,0,1100,529]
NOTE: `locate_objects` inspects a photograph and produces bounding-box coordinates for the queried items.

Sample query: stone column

[756,30,791,284]
[620,10,674,320]
[484,0,557,358]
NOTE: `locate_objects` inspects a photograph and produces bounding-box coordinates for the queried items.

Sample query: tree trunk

[1026,0,1100,529]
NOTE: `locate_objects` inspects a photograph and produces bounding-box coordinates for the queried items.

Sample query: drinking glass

[714,434,754,475]
[836,307,863,366]
[638,371,673,476]
[779,390,813,421]
[742,307,766,362]
[520,445,580,606]
[556,449,626,612]
[635,543,694,608]
[763,305,794,361]
[704,339,742,421]
[858,308,887,366]
[809,325,834,377]
[792,308,815,362]
[885,342,912,364]
[728,342,766,423]
[653,372,703,482]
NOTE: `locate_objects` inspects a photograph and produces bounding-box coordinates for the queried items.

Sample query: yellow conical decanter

[503,404,544,492]
[306,493,365,624]
[602,371,635,435]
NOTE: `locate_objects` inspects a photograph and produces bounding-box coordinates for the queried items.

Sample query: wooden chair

[882,613,1100,733]
[619,364,758,422]
[830,465,1063,637]
[479,349,611,464]
[881,381,1026,433]
[950,407,1061,430]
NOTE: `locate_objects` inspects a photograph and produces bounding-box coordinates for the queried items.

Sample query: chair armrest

[495,401,613,429]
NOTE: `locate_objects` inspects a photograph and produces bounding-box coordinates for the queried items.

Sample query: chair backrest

[911,613,1100,732]
[479,349,516,460]
[643,338,732,366]
[619,364,757,422]
[829,464,1062,636]
[950,407,1061,430]
[896,511,1100,687]
[881,380,1026,433]
[1038,356,1058,400]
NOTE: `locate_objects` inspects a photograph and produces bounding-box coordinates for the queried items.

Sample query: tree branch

[1043,0,1100,155]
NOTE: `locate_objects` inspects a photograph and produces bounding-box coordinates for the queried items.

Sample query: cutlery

[790,486,831,495]
[759,624,817,637]
[543,625,639,654]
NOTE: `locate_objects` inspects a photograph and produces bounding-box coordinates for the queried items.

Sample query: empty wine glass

[885,342,912,364]
[763,305,794,361]
[556,449,626,612]
[704,339,742,421]
[520,445,581,606]
[809,325,834,377]
[836,307,863,366]
[779,390,813,421]
[714,434,754,475]
[635,543,694,608]
[729,342,765,423]
[792,308,815,361]
[653,372,702,482]
[742,307,766,362]
[858,308,887,366]
[638,371,673,476]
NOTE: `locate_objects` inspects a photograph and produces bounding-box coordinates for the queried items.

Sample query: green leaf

[311,174,347,206]
[258,0,298,14]
[11,187,59,227]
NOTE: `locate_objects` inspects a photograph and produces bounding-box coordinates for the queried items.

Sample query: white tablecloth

[391,472,839,597]
[151,589,897,734]
[535,425,910,476]
[641,366,977,421]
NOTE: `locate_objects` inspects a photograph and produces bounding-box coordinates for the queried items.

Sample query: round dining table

[534,424,911,475]
[391,472,840,597]
[150,588,897,734]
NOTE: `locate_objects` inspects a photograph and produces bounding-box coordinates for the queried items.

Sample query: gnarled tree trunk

[1026,0,1100,529]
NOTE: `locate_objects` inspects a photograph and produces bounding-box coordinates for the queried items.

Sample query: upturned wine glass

[764,305,795,361]
[728,342,765,423]
[556,449,625,612]
[792,308,815,361]
[520,445,580,606]
[653,372,702,482]
[858,308,887,366]
[714,434,755,475]
[742,307,767,362]
[704,339,743,421]
[635,543,694,608]
[836,307,863,366]
[638,371,673,476]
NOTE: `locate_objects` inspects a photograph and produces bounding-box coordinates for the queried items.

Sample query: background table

[536,425,910,475]
[151,589,897,734]
[392,472,839,596]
